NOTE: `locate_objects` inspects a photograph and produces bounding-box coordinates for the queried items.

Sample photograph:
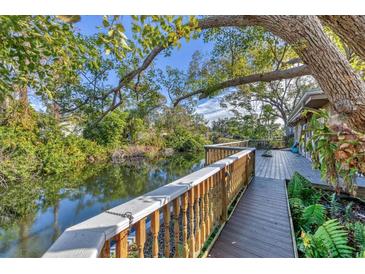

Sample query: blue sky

[69,16,235,123]
[29,16,236,123]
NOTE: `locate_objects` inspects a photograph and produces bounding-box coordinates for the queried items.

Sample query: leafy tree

[83,110,128,147]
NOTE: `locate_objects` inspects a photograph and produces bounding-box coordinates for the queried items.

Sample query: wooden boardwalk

[208,177,295,258]
[255,149,365,187]
[209,149,365,258]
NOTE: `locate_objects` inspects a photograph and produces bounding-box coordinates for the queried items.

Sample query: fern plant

[352,221,365,257]
[302,204,326,231]
[344,202,353,222]
[329,193,340,218]
[289,197,305,231]
[313,219,353,258]
[288,172,316,205]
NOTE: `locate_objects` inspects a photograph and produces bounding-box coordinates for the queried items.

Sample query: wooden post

[252,151,256,177]
[209,176,215,231]
[205,148,208,166]
[194,185,201,253]
[245,155,249,185]
[115,229,129,258]
[151,210,160,258]
[101,240,110,258]
[181,192,189,257]
[163,204,171,258]
[188,189,195,258]
[135,218,146,258]
[221,167,228,224]
[205,179,210,238]
[200,181,206,247]
[173,198,180,258]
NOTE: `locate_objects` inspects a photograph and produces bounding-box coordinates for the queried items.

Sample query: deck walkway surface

[208,176,295,258]
[255,149,365,187]
[209,149,365,258]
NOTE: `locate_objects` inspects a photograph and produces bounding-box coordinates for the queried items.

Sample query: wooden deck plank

[208,177,295,258]
[255,149,365,186]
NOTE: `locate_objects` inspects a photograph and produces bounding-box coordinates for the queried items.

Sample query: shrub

[165,126,206,152]
[83,110,128,147]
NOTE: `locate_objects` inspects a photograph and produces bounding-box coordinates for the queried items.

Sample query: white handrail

[42,148,255,258]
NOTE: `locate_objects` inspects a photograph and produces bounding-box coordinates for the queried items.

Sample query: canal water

[0,152,204,257]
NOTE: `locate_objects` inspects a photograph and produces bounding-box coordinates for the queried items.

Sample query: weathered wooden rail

[43,144,255,258]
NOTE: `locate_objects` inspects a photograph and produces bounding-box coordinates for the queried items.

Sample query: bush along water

[288,172,365,258]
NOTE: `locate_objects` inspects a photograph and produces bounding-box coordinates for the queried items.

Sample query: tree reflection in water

[0,151,204,257]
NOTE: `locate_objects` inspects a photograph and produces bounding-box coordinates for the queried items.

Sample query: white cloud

[195,95,246,126]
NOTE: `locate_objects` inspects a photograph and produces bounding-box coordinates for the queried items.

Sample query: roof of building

[287,88,328,126]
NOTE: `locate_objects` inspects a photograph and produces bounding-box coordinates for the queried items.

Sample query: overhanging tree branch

[173,65,311,106]
[319,16,365,61]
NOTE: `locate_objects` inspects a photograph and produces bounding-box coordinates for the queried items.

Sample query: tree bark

[197,16,365,132]
[255,16,365,132]
[319,16,365,61]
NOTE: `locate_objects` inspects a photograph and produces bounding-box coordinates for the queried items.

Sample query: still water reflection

[0,152,204,257]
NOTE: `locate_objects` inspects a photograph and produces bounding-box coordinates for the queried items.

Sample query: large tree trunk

[319,16,365,61]
[255,16,365,132]
[198,16,365,132]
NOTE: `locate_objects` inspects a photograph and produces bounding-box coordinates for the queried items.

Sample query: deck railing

[43,145,255,258]
[248,139,286,149]
[204,141,249,165]
[204,139,286,165]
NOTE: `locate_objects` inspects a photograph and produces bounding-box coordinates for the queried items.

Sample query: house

[287,88,329,160]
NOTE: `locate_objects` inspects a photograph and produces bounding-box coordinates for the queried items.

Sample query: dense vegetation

[288,172,365,258]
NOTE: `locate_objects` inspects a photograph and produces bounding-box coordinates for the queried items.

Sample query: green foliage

[288,172,365,258]
[289,197,305,229]
[165,126,206,152]
[352,222,365,257]
[287,172,317,205]
[212,111,284,141]
[302,204,326,228]
[83,111,128,147]
[329,193,340,218]
[302,108,365,195]
[0,109,106,184]
[299,220,353,258]
[313,219,353,258]
[0,16,99,98]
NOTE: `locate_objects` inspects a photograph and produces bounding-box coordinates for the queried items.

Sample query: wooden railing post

[204,180,209,241]
[101,240,110,258]
[200,181,206,247]
[115,229,129,258]
[194,185,201,253]
[221,167,228,224]
[188,189,195,258]
[151,210,160,258]
[163,204,171,258]
[252,150,256,177]
[135,218,146,258]
[181,192,189,258]
[173,198,180,257]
